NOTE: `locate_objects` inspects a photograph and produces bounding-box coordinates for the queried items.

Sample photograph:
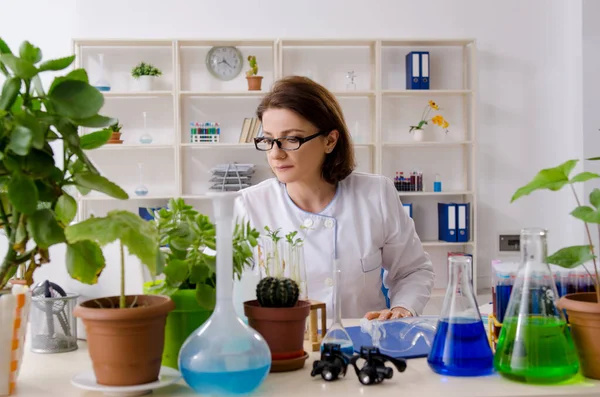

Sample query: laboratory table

[12,319,600,397]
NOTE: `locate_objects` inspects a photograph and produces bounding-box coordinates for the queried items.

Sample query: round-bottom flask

[179,192,271,395]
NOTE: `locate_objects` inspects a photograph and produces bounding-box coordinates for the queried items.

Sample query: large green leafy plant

[146,198,259,310]
[0,38,129,289]
[511,158,600,303]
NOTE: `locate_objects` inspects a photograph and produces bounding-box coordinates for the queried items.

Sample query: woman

[234,76,434,320]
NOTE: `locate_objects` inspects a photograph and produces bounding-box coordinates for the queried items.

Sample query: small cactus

[256,276,299,308]
[246,55,258,77]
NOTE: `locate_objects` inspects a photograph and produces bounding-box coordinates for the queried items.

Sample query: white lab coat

[233,171,435,319]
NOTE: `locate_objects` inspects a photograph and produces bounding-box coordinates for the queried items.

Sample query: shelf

[78,195,172,201]
[181,91,265,97]
[333,91,375,97]
[102,91,173,98]
[76,39,173,47]
[398,190,473,196]
[181,143,254,149]
[178,39,275,47]
[281,39,375,47]
[422,240,475,247]
[383,141,473,147]
[381,38,475,47]
[382,89,472,96]
[93,144,174,151]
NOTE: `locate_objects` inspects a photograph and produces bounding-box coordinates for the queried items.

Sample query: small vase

[137,76,154,91]
[412,129,424,142]
[247,76,263,91]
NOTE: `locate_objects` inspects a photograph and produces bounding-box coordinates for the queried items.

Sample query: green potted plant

[131,61,162,91]
[107,121,123,144]
[69,210,174,387]
[511,158,600,379]
[143,198,259,369]
[0,37,128,390]
[244,276,310,372]
[245,55,262,91]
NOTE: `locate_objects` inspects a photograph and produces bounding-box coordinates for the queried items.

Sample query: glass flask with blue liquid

[178,192,271,395]
[427,255,494,376]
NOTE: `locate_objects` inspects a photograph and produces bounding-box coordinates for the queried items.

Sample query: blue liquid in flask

[427,319,494,376]
[180,362,270,396]
[428,255,494,377]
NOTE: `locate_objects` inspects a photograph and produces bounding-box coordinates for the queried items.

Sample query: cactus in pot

[256,277,299,308]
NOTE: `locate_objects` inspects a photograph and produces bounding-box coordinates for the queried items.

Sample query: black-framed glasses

[254,131,329,151]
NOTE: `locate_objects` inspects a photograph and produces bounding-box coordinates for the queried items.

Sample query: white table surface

[12,318,600,397]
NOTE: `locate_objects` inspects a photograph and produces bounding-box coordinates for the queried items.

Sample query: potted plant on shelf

[0,37,126,392]
[244,276,311,372]
[246,55,263,91]
[511,158,600,379]
[107,121,123,144]
[143,198,259,369]
[131,61,162,91]
[68,210,174,387]
[409,100,449,142]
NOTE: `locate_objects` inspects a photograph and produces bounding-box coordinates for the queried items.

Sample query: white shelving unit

[72,38,478,293]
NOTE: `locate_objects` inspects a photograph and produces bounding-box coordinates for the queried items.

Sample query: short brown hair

[256,76,356,184]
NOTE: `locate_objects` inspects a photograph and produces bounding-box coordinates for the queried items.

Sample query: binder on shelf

[437,202,457,242]
[457,203,470,242]
[419,51,430,90]
[405,51,421,90]
[403,203,413,218]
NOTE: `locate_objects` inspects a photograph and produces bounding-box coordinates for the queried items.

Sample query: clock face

[206,46,243,81]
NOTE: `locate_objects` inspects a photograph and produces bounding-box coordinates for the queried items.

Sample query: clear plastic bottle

[427,255,494,376]
[494,228,579,383]
[178,192,271,395]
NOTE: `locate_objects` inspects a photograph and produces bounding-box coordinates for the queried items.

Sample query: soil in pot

[558,292,600,380]
[244,299,310,370]
[73,294,175,386]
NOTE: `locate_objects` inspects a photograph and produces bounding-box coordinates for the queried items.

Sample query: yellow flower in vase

[409,100,450,136]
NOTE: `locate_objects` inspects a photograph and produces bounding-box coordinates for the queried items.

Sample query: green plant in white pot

[511,158,600,379]
[131,61,162,92]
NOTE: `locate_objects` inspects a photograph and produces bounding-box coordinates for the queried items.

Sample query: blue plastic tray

[345,317,438,359]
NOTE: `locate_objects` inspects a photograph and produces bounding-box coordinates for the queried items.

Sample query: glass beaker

[321,257,354,357]
[139,111,153,144]
[427,255,494,376]
[178,192,271,395]
[134,163,148,196]
[93,53,111,92]
[494,228,579,384]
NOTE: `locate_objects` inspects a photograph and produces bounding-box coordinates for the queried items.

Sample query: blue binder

[402,203,413,218]
[418,51,430,89]
[438,203,457,242]
[406,51,421,89]
[457,203,470,242]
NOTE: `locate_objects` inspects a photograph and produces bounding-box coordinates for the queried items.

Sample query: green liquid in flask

[494,316,579,383]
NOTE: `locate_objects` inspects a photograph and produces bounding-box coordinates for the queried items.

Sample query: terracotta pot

[558,292,600,379]
[108,131,123,144]
[246,76,263,91]
[73,295,175,386]
[244,300,310,361]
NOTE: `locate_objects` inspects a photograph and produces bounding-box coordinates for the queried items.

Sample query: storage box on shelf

[72,38,477,293]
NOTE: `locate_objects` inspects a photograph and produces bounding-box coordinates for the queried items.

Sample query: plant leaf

[27,208,66,249]
[56,193,77,225]
[8,125,33,155]
[163,259,189,284]
[8,174,38,215]
[0,77,21,111]
[15,111,44,149]
[73,115,117,128]
[189,261,211,284]
[590,188,600,210]
[32,75,45,97]
[547,245,596,268]
[0,54,38,79]
[47,80,104,119]
[196,283,216,310]
[80,129,112,150]
[19,41,42,64]
[66,240,105,284]
[571,206,600,224]
[511,159,578,202]
[65,210,160,276]
[73,172,128,200]
[38,55,75,72]
[587,157,600,161]
[23,149,56,179]
[48,69,89,94]
[570,172,600,184]
[0,38,12,55]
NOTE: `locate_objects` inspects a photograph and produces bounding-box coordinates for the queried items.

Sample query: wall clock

[206,46,243,81]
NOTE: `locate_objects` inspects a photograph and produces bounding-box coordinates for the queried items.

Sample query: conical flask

[494,228,579,383]
[427,255,494,376]
[321,257,354,356]
[179,192,271,395]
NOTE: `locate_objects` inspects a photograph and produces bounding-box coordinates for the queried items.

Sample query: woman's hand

[364,306,413,321]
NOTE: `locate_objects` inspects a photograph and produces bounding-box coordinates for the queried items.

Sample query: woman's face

[260,108,337,185]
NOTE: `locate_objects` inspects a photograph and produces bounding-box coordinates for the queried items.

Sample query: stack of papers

[209,163,256,191]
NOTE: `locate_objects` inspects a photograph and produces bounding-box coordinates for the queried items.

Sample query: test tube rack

[305,300,327,352]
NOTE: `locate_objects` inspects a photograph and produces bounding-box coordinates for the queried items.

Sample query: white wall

[1,0,586,298]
